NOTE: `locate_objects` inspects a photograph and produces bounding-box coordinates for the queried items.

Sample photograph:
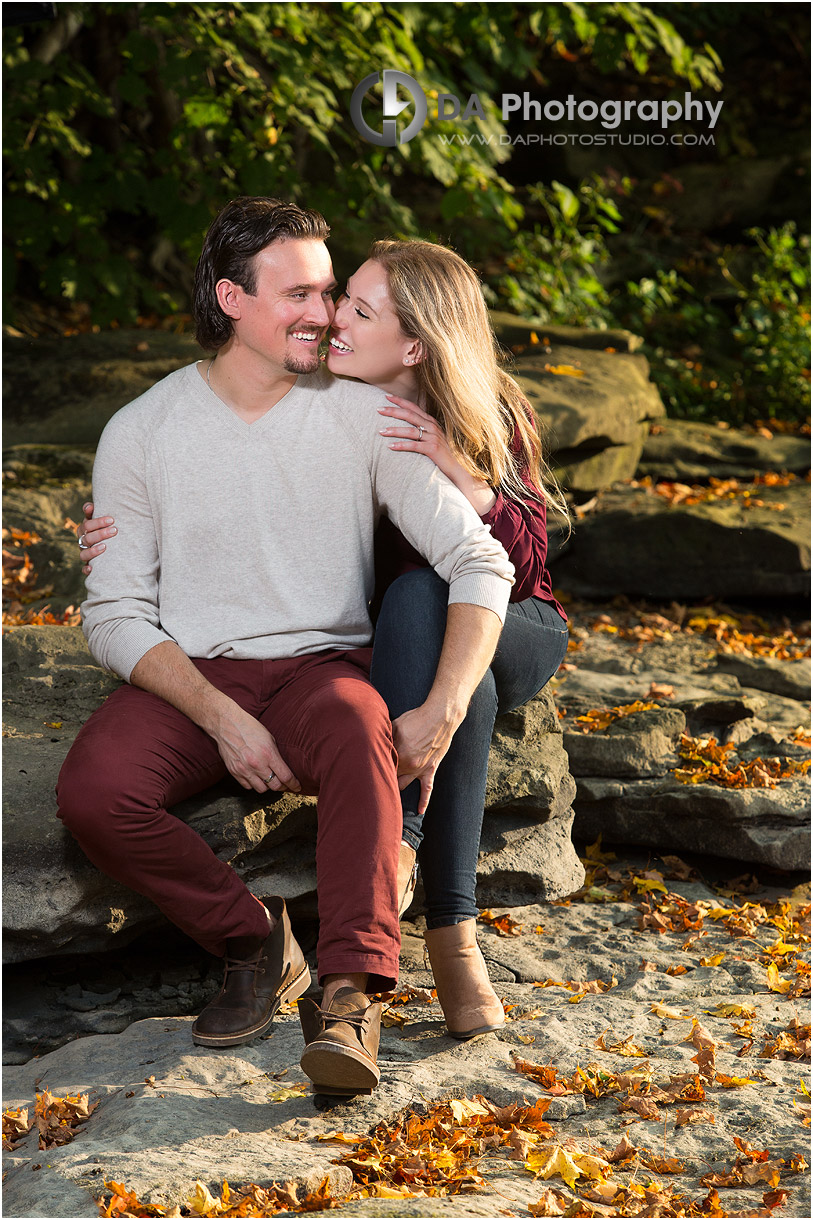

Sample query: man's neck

[200,344,302,423]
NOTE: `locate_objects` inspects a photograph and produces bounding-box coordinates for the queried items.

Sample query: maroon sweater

[373,438,567,621]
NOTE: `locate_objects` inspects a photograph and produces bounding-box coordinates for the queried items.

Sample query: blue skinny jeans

[370,569,569,929]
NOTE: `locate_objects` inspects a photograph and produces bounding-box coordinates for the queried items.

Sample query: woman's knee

[377,569,448,634]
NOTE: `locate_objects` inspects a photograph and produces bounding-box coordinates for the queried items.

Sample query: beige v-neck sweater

[81,363,515,680]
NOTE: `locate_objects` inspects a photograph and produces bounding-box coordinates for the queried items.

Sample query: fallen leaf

[526,1144,610,1189]
[268,1083,308,1103]
[650,1001,691,1020]
[675,1107,716,1127]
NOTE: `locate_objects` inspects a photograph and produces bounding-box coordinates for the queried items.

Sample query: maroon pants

[57,649,401,991]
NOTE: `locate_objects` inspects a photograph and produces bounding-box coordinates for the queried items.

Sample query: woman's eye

[355,307,369,319]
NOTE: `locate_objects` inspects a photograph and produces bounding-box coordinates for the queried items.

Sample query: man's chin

[284,350,322,375]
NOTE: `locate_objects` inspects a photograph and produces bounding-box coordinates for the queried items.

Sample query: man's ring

[416,425,424,441]
[78,536,89,551]
[265,773,276,785]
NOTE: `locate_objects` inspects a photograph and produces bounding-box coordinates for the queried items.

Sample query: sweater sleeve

[80,409,175,680]
[366,431,515,623]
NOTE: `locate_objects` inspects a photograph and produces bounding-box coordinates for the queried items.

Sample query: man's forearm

[130,641,301,793]
[424,603,502,730]
[130,640,236,735]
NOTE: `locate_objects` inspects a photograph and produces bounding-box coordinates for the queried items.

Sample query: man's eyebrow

[284,279,338,293]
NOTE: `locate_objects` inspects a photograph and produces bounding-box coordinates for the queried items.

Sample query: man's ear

[215,279,242,320]
[404,339,424,366]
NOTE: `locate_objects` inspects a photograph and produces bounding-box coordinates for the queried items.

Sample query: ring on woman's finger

[78,537,89,551]
[265,772,276,785]
[415,425,424,441]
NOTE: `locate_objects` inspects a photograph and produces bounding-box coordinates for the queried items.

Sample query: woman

[78,238,570,1040]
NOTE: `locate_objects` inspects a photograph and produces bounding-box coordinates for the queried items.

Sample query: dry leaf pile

[2,524,80,627]
[99,1175,339,1217]
[3,1089,99,1151]
[629,472,801,511]
[672,734,810,789]
[563,599,810,663]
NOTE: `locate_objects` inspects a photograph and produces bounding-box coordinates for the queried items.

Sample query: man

[57,197,513,1096]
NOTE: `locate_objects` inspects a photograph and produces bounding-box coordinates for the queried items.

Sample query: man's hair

[193,196,330,350]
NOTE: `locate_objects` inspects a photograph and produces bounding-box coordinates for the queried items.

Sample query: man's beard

[283,349,321,375]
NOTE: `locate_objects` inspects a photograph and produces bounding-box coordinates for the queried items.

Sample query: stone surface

[2,331,203,448]
[714,653,811,703]
[571,771,810,871]
[3,874,810,1219]
[551,480,810,599]
[2,627,581,966]
[512,345,665,494]
[563,707,686,778]
[489,311,643,353]
[639,419,811,482]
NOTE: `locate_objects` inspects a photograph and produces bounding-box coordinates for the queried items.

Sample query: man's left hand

[391,702,464,817]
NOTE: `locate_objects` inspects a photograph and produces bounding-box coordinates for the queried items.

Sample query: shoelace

[314,1005,370,1028]
[222,953,264,978]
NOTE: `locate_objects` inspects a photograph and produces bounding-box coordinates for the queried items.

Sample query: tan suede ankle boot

[424,919,506,1040]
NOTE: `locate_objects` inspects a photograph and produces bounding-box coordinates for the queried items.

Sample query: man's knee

[318,679,395,761]
[56,748,134,837]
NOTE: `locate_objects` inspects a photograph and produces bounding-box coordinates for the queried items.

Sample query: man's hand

[213,703,301,794]
[130,640,301,794]
[392,702,464,817]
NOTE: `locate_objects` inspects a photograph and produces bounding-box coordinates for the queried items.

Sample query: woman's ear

[403,340,424,367]
[215,279,241,320]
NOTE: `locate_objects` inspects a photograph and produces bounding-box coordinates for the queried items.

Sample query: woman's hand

[379,395,497,515]
[78,501,117,575]
[391,702,461,818]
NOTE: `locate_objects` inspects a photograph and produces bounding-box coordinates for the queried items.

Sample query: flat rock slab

[639,419,811,482]
[572,772,810,871]
[513,346,665,494]
[2,626,581,965]
[3,875,809,1219]
[551,479,810,599]
[714,653,811,703]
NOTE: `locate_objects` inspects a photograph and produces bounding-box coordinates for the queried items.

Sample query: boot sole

[192,963,311,1048]
[300,1039,380,1094]
[448,1019,505,1041]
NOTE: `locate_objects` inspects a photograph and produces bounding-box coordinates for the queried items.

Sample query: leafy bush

[4,1,722,325]
[492,176,625,325]
[622,224,811,425]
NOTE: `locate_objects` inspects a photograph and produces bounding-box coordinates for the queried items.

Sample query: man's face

[226,239,337,375]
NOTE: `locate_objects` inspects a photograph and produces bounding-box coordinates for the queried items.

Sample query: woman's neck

[369,367,421,402]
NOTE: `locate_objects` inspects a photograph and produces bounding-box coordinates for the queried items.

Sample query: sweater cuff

[447,572,512,624]
[89,621,176,683]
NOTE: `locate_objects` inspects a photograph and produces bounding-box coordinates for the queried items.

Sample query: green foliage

[492,175,625,325]
[621,224,811,425]
[4,1,724,325]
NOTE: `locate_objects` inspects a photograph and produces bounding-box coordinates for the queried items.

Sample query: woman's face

[326,260,419,391]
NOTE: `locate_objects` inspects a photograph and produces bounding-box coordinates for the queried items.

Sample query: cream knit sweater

[82,363,515,680]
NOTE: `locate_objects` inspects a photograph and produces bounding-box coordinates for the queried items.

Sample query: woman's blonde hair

[369,238,569,525]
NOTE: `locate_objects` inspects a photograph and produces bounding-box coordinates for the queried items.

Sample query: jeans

[370,569,569,929]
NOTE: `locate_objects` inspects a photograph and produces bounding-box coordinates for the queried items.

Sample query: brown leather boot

[299,987,381,1095]
[192,897,310,1047]
[397,841,418,918]
[424,919,505,1040]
